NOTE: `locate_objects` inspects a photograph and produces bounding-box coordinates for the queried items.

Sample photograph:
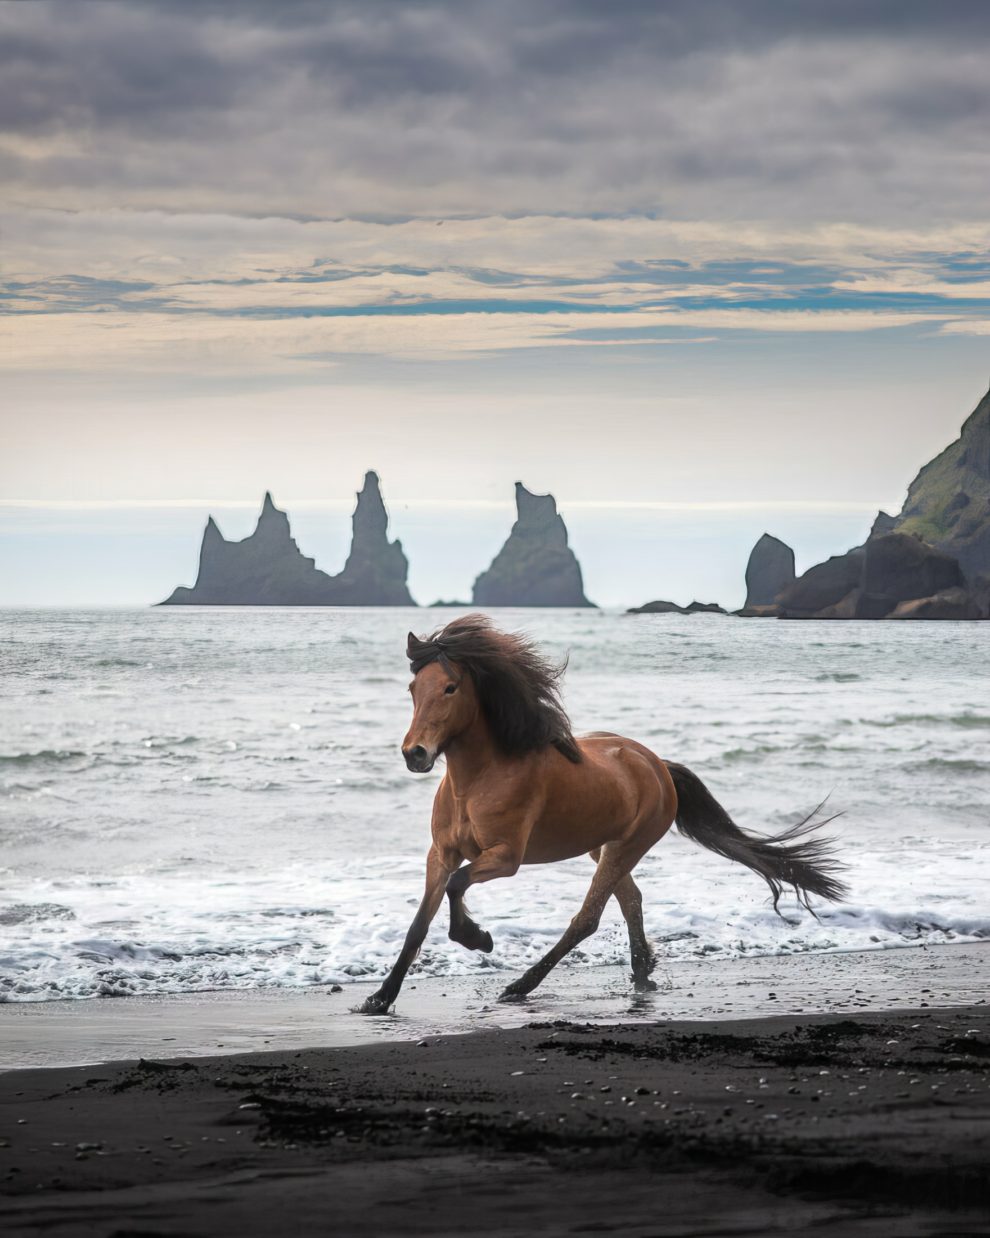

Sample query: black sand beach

[2,946,989,1236]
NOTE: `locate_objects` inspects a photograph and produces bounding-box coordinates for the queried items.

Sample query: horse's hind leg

[613,875,656,991]
[588,849,655,991]
[499,846,630,1001]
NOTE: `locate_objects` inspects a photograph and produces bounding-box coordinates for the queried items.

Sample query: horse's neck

[444,712,499,796]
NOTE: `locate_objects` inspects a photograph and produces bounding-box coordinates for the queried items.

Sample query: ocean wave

[865,712,990,729]
[2,896,987,1002]
[911,758,988,774]
[0,902,75,926]
[0,749,87,767]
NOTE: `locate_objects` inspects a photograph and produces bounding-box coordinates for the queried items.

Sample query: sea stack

[472,483,593,607]
[160,472,414,606]
[334,471,416,605]
[743,533,796,608]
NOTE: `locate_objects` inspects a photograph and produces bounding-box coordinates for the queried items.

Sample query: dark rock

[776,549,864,618]
[627,600,687,614]
[858,532,963,616]
[890,589,986,620]
[969,573,990,616]
[892,384,990,578]
[744,533,795,607]
[334,472,416,606]
[472,483,593,607]
[778,533,968,619]
[684,600,727,614]
[817,588,864,619]
[627,600,726,615]
[161,472,415,606]
[735,604,782,618]
[868,510,898,539]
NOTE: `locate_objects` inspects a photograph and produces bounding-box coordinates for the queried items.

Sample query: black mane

[407,614,582,763]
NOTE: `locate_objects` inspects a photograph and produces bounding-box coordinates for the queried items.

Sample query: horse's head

[401,632,477,772]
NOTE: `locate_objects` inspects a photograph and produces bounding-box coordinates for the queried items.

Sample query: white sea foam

[0,607,987,1001]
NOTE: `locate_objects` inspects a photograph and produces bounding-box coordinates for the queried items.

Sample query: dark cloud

[1,1,988,222]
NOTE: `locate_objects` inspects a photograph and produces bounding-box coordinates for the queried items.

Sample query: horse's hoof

[449,925,494,953]
[634,978,658,993]
[356,993,392,1015]
[498,986,529,1004]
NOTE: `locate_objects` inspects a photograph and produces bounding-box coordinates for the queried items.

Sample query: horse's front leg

[357,847,453,1014]
[446,843,520,955]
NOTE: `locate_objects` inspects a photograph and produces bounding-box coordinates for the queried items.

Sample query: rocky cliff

[754,386,990,619]
[161,472,414,606]
[890,384,990,579]
[776,532,972,619]
[743,533,795,608]
[472,483,593,607]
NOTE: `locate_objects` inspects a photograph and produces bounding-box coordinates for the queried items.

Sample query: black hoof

[633,977,658,992]
[498,986,529,1004]
[356,992,393,1015]
[449,925,494,953]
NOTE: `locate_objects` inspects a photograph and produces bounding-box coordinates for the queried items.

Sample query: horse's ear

[407,631,427,655]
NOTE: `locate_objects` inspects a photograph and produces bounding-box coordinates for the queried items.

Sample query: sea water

[0,607,987,1002]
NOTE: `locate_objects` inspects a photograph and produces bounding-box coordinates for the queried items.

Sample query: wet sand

[3,941,987,1070]
[1,946,988,1236]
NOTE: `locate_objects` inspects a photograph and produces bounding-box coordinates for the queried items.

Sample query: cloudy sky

[2,1,989,606]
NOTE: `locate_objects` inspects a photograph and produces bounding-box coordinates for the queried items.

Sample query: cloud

[2,2,989,222]
[938,319,990,336]
[4,205,988,370]
[0,305,957,375]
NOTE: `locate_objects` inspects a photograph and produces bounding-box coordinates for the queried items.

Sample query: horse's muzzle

[402,744,435,773]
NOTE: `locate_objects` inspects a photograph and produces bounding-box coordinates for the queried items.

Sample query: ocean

[1,607,987,1003]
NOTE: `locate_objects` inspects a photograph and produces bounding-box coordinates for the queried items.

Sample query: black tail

[664,761,848,916]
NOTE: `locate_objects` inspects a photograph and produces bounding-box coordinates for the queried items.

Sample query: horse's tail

[664,760,848,916]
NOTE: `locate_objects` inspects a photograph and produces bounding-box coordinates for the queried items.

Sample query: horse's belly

[521,824,614,865]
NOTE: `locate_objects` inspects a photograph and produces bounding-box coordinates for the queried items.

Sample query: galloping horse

[358,614,847,1013]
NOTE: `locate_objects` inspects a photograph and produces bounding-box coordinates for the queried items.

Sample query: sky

[2,1,990,607]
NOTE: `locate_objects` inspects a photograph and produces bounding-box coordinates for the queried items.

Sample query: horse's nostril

[408,745,427,762]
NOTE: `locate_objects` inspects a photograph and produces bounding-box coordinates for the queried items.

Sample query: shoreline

[2,1000,987,1235]
[1,943,986,1234]
[1,941,986,1072]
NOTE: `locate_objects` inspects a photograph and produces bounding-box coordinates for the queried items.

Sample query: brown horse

[358,614,847,1014]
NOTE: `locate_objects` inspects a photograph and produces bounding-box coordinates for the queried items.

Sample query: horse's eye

[444,683,457,696]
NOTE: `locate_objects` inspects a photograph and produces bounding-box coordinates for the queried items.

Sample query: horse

[358,613,847,1014]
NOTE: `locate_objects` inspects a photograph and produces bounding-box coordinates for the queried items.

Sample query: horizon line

[0,497,896,515]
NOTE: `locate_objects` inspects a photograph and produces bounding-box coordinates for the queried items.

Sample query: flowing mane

[407,614,582,763]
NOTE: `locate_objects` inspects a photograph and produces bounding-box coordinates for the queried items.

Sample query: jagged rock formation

[889,384,990,579]
[754,387,990,620]
[335,472,415,605]
[743,533,795,608]
[472,483,593,607]
[776,533,975,619]
[628,600,727,615]
[160,472,414,606]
